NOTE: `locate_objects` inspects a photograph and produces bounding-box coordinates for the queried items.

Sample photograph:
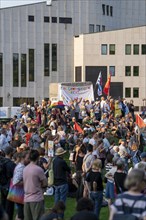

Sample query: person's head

[137,161,146,171]
[19,151,30,166]
[51,201,66,214]
[86,144,93,153]
[55,147,66,158]
[29,149,40,162]
[0,205,8,220]
[140,152,146,162]
[92,159,102,171]
[76,198,94,212]
[4,146,14,158]
[116,159,125,170]
[125,169,146,192]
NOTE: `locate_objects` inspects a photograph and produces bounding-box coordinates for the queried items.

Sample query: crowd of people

[0,96,146,220]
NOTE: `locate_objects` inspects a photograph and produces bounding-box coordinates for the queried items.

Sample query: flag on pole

[136,114,146,129]
[96,72,102,96]
[103,75,111,95]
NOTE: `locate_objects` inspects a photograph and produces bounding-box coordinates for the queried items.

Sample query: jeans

[55,183,68,204]
[90,191,103,220]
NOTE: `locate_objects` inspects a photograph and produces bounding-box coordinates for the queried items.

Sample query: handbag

[7,179,24,204]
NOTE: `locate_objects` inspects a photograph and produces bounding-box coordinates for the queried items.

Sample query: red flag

[74,122,83,133]
[103,75,111,95]
[136,114,146,128]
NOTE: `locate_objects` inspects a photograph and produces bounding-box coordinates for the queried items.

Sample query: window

[133,88,139,98]
[125,88,131,98]
[59,17,72,24]
[110,6,113,16]
[106,5,109,16]
[89,24,94,33]
[125,44,131,55]
[109,44,115,55]
[109,66,115,76]
[0,53,3,86]
[13,98,34,106]
[133,66,139,76]
[29,49,34,81]
[13,53,19,87]
[125,66,131,76]
[44,16,50,23]
[75,67,82,82]
[52,44,57,71]
[142,44,146,54]
[102,25,105,31]
[96,25,100,32]
[52,17,57,23]
[102,4,105,15]
[21,54,27,87]
[101,44,107,55]
[28,15,34,22]
[0,97,2,107]
[44,44,50,76]
[133,44,139,55]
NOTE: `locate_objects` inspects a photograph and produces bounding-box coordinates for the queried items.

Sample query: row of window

[109,66,140,77]
[102,4,113,16]
[89,24,105,33]
[101,44,146,55]
[125,88,139,98]
[0,44,57,87]
[28,15,72,24]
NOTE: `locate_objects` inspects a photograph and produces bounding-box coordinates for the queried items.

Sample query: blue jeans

[90,191,103,220]
[55,183,68,204]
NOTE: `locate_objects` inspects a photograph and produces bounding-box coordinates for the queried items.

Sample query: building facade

[74,26,146,111]
[0,0,146,106]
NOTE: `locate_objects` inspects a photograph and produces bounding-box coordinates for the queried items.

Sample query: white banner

[60,83,94,105]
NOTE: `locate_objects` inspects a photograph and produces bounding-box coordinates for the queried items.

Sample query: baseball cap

[141,152,146,159]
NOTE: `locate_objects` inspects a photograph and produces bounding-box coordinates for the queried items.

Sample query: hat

[4,146,14,155]
[19,143,27,149]
[141,152,146,159]
[55,147,66,156]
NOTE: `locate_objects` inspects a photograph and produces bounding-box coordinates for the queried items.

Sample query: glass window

[101,44,107,55]
[106,5,109,16]
[125,44,131,55]
[89,24,94,33]
[0,97,2,107]
[133,66,139,76]
[44,16,50,23]
[13,98,34,106]
[109,44,115,55]
[102,25,105,31]
[110,6,113,16]
[142,44,146,54]
[133,44,139,55]
[0,53,3,86]
[125,66,131,76]
[125,88,131,98]
[13,53,19,87]
[96,25,100,32]
[21,54,27,87]
[133,88,139,98]
[52,44,57,71]
[109,66,115,76]
[44,44,50,76]
[52,17,57,23]
[29,49,34,81]
[102,4,105,15]
[59,17,72,24]
[28,15,34,22]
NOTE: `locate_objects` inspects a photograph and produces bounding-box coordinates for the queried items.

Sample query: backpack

[48,158,55,186]
[0,157,9,186]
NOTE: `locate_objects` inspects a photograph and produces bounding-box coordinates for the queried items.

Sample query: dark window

[125,88,131,98]
[110,6,113,16]
[59,17,72,24]
[13,98,34,106]
[89,24,94,33]
[109,44,115,55]
[52,17,57,23]
[44,16,50,23]
[13,53,19,87]
[109,66,115,76]
[125,44,131,55]
[44,44,50,76]
[133,44,139,55]
[0,97,3,107]
[28,15,34,22]
[125,66,131,76]
[102,25,105,31]
[106,5,109,15]
[75,67,82,82]
[101,44,107,55]
[52,44,57,71]
[134,106,139,111]
[142,44,146,54]
[29,49,34,81]
[96,25,100,32]
[0,53,3,86]
[21,54,27,87]
[133,66,139,76]
[102,4,105,15]
[133,88,139,98]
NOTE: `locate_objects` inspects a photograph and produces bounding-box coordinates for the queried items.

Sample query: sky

[0,0,46,8]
